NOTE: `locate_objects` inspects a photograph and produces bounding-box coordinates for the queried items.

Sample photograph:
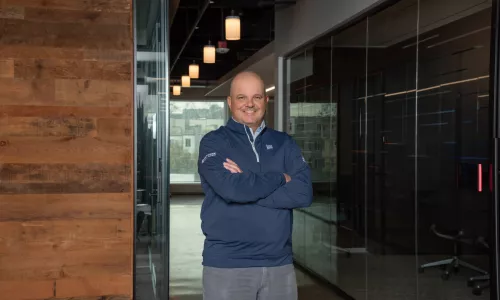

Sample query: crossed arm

[223,138,313,209]
[198,134,288,203]
[198,133,313,209]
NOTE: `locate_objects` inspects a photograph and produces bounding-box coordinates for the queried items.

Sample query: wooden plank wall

[0,1,134,299]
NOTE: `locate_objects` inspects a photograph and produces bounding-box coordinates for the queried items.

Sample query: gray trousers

[202,264,297,300]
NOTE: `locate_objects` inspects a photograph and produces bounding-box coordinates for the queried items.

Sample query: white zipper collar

[231,118,265,162]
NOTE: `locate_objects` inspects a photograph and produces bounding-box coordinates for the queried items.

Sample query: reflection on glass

[169,101,226,183]
[334,18,370,299]
[134,0,169,299]
[286,0,494,299]
[288,38,339,284]
[363,2,418,299]
[289,50,307,268]
[416,2,492,299]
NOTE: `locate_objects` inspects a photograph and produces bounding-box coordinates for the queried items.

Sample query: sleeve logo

[202,152,216,164]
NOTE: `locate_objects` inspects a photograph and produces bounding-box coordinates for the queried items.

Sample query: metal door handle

[478,164,482,192]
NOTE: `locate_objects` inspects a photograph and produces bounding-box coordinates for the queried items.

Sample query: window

[170,101,226,183]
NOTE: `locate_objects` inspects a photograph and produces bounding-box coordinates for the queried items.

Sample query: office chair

[418,224,488,280]
[467,236,490,296]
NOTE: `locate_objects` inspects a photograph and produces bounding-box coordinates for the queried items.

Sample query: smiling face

[228,72,269,132]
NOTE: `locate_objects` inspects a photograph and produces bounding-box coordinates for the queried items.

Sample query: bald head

[227,71,269,132]
[229,71,266,96]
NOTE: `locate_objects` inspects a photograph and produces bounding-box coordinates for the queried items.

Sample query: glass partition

[285,0,496,299]
[288,33,340,283]
[333,18,371,299]
[364,2,419,299]
[134,0,170,299]
[416,2,492,298]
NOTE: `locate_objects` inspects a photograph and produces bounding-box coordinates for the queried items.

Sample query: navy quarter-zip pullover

[198,118,313,268]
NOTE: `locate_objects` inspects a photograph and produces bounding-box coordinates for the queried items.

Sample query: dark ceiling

[169,0,276,81]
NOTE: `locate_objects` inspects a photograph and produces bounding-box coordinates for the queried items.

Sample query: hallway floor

[169,195,343,300]
[136,195,491,300]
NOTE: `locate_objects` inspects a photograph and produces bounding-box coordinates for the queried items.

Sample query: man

[198,71,313,300]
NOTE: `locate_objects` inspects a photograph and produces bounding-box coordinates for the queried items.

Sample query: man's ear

[227,96,232,109]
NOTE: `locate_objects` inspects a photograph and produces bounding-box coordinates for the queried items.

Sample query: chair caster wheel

[418,267,424,273]
[468,279,474,287]
[473,287,483,296]
[442,272,450,280]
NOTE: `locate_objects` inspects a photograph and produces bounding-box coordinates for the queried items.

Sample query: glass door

[134,0,170,299]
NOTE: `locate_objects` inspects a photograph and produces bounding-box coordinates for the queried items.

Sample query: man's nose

[245,98,255,107]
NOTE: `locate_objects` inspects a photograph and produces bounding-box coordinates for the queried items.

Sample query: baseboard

[170,183,204,195]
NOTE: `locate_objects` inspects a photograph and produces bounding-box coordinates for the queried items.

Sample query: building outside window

[170,101,226,183]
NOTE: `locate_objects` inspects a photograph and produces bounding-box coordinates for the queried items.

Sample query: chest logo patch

[266,144,273,150]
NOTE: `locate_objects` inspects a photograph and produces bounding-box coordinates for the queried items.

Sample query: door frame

[159,0,171,298]
[490,0,500,298]
[133,0,171,298]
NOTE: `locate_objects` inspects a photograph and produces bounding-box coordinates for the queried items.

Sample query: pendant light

[181,75,190,88]
[225,10,240,41]
[189,61,199,79]
[173,85,181,96]
[203,41,216,64]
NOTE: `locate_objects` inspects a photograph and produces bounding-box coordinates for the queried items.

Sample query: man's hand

[284,173,291,183]
[223,158,291,183]
[223,158,243,173]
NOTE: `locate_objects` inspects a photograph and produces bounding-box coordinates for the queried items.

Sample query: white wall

[274,0,382,56]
